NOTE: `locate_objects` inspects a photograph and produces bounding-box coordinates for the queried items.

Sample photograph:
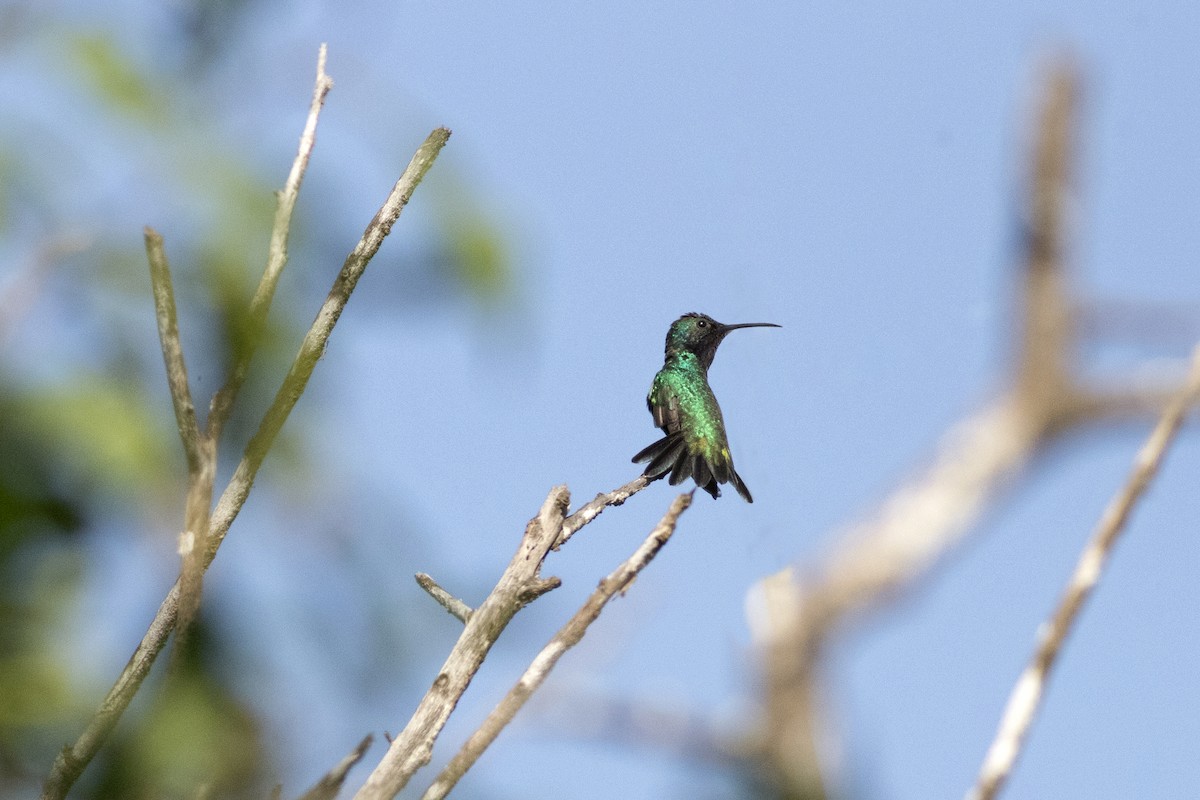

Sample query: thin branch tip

[144,230,203,473]
[296,734,374,800]
[415,573,473,623]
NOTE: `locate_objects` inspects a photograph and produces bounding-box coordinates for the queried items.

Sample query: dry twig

[415,573,474,623]
[555,475,650,548]
[323,476,656,799]
[296,735,374,800]
[344,476,656,798]
[966,346,1200,800]
[208,43,334,440]
[144,229,202,470]
[144,227,217,661]
[420,492,693,800]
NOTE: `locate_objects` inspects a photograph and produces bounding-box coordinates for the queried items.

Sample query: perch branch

[208,42,334,439]
[555,474,651,548]
[420,492,693,800]
[966,345,1200,800]
[40,119,451,800]
[416,573,474,623]
[352,474,655,799]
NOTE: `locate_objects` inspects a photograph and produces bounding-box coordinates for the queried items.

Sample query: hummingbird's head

[665,312,780,371]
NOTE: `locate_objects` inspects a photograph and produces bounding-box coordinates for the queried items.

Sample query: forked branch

[40,47,449,800]
[349,476,658,799]
[420,492,693,800]
[352,487,572,800]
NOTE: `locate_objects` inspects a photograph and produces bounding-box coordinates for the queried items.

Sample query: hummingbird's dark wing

[649,390,681,434]
[633,376,686,475]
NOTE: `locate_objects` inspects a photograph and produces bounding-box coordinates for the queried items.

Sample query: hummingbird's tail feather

[690,456,723,500]
[695,452,753,502]
[729,468,753,503]
[633,432,687,478]
[691,455,712,490]
[634,433,750,501]
[668,454,690,485]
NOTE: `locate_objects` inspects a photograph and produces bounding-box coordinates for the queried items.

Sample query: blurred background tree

[0,4,510,797]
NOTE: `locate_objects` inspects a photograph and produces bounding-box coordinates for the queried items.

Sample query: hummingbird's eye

[697,319,707,328]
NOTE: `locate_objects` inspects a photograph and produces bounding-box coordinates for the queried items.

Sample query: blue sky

[10,1,1200,798]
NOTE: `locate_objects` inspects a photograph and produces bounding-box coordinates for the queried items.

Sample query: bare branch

[420,492,693,800]
[1014,59,1077,430]
[747,394,1041,799]
[143,227,216,669]
[416,573,473,623]
[296,734,374,800]
[349,475,654,798]
[352,487,569,800]
[206,126,451,564]
[967,346,1200,800]
[741,59,1200,799]
[148,44,337,673]
[208,43,335,439]
[741,58,1200,800]
[41,111,450,800]
[144,227,202,472]
[555,474,651,549]
[172,432,216,670]
[41,581,183,800]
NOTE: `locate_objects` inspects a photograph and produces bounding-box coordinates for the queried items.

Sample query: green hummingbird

[632,312,780,502]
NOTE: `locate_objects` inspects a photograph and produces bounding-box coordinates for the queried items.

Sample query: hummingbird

[632,312,780,502]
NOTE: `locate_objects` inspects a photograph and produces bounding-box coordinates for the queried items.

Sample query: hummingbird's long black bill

[719,322,781,332]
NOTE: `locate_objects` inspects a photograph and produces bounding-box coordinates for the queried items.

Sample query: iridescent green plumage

[632,312,779,502]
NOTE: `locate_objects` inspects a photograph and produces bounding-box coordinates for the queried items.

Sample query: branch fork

[42,45,450,800]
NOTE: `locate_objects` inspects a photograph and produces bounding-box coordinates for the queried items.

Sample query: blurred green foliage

[434,186,514,306]
[0,4,516,798]
[14,377,178,498]
[68,33,170,128]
